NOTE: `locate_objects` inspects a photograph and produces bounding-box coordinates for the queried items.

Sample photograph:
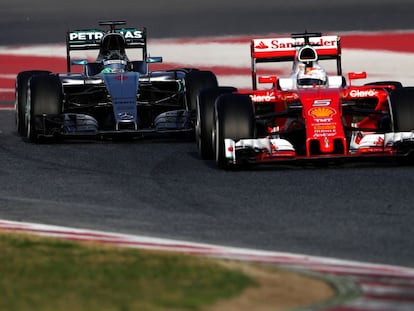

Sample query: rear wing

[251,32,342,89]
[66,21,147,72]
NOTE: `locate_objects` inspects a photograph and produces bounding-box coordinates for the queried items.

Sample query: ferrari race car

[196,32,414,169]
[15,21,218,142]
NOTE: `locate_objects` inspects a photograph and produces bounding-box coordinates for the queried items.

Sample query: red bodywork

[238,83,394,162]
[231,33,399,163]
[298,88,345,155]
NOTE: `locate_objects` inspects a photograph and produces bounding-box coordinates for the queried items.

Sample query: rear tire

[15,70,51,135]
[213,94,255,169]
[27,74,63,143]
[196,87,237,159]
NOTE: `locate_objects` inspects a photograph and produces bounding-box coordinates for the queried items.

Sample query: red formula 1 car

[196,32,414,169]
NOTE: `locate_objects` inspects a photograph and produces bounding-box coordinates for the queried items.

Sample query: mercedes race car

[196,32,414,169]
[15,21,218,142]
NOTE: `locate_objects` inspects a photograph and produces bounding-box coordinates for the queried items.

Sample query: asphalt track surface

[0,1,414,271]
[2,0,414,44]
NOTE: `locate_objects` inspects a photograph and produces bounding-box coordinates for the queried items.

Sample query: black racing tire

[196,86,237,160]
[184,70,218,111]
[213,94,255,169]
[389,87,414,132]
[388,87,414,165]
[27,74,63,143]
[15,70,51,136]
[364,81,403,93]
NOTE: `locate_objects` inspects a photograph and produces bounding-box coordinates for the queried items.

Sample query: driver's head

[297,64,327,88]
[101,59,127,73]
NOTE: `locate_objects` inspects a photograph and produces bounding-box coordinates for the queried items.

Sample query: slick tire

[15,70,51,136]
[389,87,414,132]
[213,94,255,169]
[196,86,237,160]
[389,87,414,164]
[185,70,218,111]
[27,74,63,143]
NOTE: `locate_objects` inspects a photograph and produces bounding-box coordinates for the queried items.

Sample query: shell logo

[309,107,336,118]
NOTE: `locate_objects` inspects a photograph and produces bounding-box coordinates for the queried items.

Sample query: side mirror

[258,75,278,88]
[348,72,367,86]
[147,56,163,63]
[71,59,88,66]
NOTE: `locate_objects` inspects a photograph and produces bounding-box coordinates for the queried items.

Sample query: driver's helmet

[101,59,127,73]
[296,63,327,88]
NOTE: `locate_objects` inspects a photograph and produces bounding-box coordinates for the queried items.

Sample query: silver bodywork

[18,21,217,141]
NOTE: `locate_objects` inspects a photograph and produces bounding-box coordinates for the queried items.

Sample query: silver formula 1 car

[15,21,218,142]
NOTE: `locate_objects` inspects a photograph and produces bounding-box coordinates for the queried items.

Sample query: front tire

[389,87,414,164]
[184,70,218,111]
[389,87,414,132]
[213,94,255,169]
[27,74,63,143]
[196,87,237,159]
[15,70,51,135]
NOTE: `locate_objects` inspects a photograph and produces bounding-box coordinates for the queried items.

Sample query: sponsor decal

[324,136,330,148]
[118,30,143,39]
[355,131,364,145]
[254,36,338,51]
[69,30,143,41]
[312,99,332,106]
[375,136,384,146]
[250,91,276,102]
[310,37,338,47]
[69,31,104,41]
[115,75,127,81]
[313,124,336,131]
[313,133,336,137]
[255,41,269,49]
[309,107,336,118]
[118,112,134,120]
[313,123,337,137]
[349,89,377,97]
[269,39,295,49]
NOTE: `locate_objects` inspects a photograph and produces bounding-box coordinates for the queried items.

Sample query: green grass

[0,232,254,311]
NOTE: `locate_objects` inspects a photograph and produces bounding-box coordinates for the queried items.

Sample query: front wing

[224,132,414,165]
[33,110,194,140]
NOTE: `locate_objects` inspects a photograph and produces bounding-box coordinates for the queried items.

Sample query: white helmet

[297,64,327,88]
[101,59,127,73]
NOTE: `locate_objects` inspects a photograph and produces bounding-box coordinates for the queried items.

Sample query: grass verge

[0,232,254,311]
